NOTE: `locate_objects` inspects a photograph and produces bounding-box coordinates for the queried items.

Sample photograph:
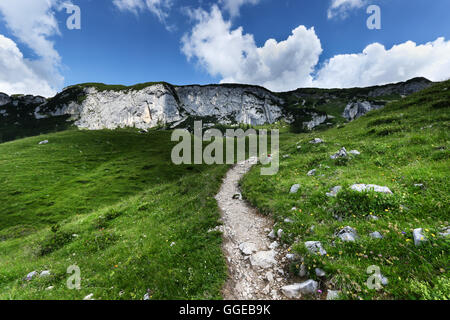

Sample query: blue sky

[0,0,449,96]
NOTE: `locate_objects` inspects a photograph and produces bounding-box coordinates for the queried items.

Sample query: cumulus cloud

[0,35,57,96]
[314,38,450,88]
[0,0,66,96]
[327,0,367,19]
[219,0,260,17]
[113,0,173,24]
[181,5,322,92]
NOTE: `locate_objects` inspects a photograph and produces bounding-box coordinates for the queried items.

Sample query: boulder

[239,242,258,255]
[350,184,392,194]
[290,184,300,194]
[369,231,383,239]
[326,186,342,197]
[336,226,358,242]
[305,241,327,256]
[413,228,427,246]
[250,251,277,269]
[309,138,324,144]
[330,147,348,160]
[281,280,318,298]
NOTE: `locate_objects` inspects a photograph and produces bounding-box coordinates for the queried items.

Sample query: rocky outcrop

[367,77,432,97]
[33,83,285,130]
[343,101,385,121]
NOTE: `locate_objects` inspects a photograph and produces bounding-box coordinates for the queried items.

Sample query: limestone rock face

[343,101,385,121]
[34,84,285,130]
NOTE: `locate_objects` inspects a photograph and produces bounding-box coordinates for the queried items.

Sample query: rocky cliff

[0,77,434,142]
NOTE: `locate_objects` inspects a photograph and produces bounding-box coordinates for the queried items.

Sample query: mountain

[0,77,432,143]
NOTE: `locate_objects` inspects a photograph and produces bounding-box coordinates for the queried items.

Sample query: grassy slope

[0,129,229,299]
[242,81,450,300]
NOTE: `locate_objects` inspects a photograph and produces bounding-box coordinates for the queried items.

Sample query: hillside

[0,129,230,299]
[0,79,447,300]
[241,80,450,299]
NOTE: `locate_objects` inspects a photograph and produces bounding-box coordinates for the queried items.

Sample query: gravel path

[215,157,289,300]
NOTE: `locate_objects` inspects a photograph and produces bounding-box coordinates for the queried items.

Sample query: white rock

[326,290,340,300]
[239,242,258,255]
[369,231,383,239]
[265,272,274,283]
[326,186,342,197]
[269,241,279,249]
[413,228,427,246]
[250,251,277,269]
[350,184,393,194]
[309,138,324,144]
[336,226,359,242]
[286,254,295,260]
[268,230,276,239]
[315,268,326,277]
[290,184,300,194]
[349,150,361,155]
[277,229,284,238]
[305,241,327,256]
[83,293,94,300]
[284,218,294,223]
[143,293,150,300]
[307,169,316,176]
[439,227,450,237]
[25,271,38,281]
[330,147,348,160]
[298,264,307,277]
[281,280,318,298]
[40,270,51,277]
[45,286,54,291]
[38,140,49,145]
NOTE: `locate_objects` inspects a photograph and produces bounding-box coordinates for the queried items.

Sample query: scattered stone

[143,293,150,300]
[83,293,94,300]
[282,154,290,159]
[350,184,393,194]
[315,268,326,277]
[298,264,307,277]
[239,242,258,255]
[38,140,49,145]
[413,228,427,246]
[265,272,274,283]
[170,242,176,247]
[305,241,327,256]
[326,290,340,300]
[307,169,316,176]
[281,280,318,298]
[269,241,279,249]
[25,271,37,281]
[368,215,379,221]
[277,229,284,238]
[309,225,315,233]
[250,251,277,269]
[439,227,450,237]
[349,150,361,155]
[268,230,276,239]
[40,270,51,277]
[309,138,324,144]
[336,226,359,242]
[284,218,294,223]
[290,184,300,194]
[369,231,383,239]
[330,147,348,160]
[291,207,297,211]
[45,286,54,291]
[326,186,342,197]
[286,254,295,260]
[414,184,424,188]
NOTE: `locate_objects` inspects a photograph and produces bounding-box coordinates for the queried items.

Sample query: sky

[0,0,449,97]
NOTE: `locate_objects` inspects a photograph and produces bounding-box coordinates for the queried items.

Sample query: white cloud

[113,0,173,23]
[313,38,450,88]
[219,0,260,17]
[327,0,367,19]
[181,5,322,92]
[0,0,65,96]
[0,34,57,96]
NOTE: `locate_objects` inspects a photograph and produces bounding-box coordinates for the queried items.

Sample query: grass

[0,129,230,299]
[241,80,450,300]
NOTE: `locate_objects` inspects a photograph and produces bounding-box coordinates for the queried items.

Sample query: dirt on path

[215,157,289,300]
